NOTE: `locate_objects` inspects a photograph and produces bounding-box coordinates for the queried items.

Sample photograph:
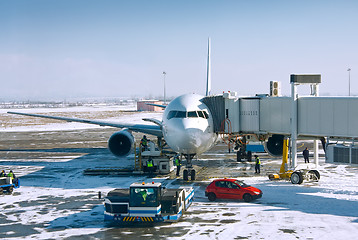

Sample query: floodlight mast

[348,68,351,96]
[163,71,166,104]
[206,38,211,96]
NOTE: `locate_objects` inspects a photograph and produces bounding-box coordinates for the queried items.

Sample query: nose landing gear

[183,168,196,181]
[182,154,196,181]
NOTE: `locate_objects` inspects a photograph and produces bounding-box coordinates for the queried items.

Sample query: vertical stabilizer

[206,38,211,96]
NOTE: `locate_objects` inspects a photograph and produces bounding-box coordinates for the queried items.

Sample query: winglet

[206,37,211,96]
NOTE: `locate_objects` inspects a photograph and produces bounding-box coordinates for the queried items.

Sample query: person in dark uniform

[303,147,309,163]
[140,135,148,151]
[255,155,261,174]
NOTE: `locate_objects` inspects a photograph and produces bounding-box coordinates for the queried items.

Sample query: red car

[205,178,263,202]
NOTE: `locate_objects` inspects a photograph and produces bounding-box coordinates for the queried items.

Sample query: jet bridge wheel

[290,171,304,184]
[308,170,321,181]
[308,170,320,180]
[236,150,242,162]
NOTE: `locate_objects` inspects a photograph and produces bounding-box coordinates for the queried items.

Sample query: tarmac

[0,125,321,239]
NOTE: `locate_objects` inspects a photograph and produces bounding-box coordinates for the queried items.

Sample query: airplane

[7,38,218,180]
[7,39,283,180]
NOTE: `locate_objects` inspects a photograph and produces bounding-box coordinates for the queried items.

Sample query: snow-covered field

[0,105,358,239]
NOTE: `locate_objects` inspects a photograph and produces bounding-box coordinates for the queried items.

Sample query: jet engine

[108,130,134,157]
[264,134,284,157]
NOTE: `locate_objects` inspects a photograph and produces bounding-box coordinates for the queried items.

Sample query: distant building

[136,100,164,112]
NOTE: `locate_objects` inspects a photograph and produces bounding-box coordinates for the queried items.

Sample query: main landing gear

[182,154,196,181]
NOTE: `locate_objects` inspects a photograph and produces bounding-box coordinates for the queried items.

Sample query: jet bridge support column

[291,82,298,168]
[312,84,319,167]
[290,74,321,168]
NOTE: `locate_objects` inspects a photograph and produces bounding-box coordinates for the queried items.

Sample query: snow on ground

[1,157,358,239]
[0,105,358,239]
[178,167,358,240]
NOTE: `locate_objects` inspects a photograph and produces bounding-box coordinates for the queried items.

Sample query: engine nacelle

[264,134,284,157]
[108,130,134,157]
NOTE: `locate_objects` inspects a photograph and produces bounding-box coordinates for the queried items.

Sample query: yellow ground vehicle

[268,139,320,184]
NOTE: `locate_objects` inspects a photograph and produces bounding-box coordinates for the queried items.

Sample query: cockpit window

[175,111,186,118]
[188,111,198,118]
[167,110,209,120]
[197,111,204,118]
[167,111,177,120]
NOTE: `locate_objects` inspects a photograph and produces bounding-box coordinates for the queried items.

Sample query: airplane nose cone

[168,128,205,154]
[164,118,215,155]
[182,128,205,149]
[165,121,209,154]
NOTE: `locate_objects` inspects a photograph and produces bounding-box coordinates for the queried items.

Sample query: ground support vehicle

[268,138,320,184]
[136,141,175,174]
[268,167,320,184]
[236,143,266,162]
[104,182,194,223]
[205,178,262,202]
[289,168,320,184]
[0,177,20,194]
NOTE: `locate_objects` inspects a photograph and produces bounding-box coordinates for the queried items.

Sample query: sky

[0,0,357,101]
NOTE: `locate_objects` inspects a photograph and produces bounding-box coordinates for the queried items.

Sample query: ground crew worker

[7,170,15,180]
[303,147,310,163]
[174,155,181,176]
[0,170,5,177]
[140,189,148,201]
[255,155,261,174]
[147,157,154,175]
[140,135,148,151]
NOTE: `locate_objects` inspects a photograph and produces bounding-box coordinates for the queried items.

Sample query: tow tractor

[104,182,194,223]
[0,177,20,194]
[268,138,320,184]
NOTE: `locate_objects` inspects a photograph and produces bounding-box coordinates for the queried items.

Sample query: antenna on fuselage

[206,37,211,96]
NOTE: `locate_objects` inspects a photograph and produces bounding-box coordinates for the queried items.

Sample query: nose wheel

[183,168,196,181]
[182,154,196,181]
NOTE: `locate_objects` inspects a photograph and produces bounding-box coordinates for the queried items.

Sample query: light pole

[162,71,166,104]
[348,68,351,96]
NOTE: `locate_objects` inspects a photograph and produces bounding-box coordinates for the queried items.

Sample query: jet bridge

[205,75,358,167]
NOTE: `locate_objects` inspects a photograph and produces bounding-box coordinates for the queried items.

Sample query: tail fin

[206,37,211,96]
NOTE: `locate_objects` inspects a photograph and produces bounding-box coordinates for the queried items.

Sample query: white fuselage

[162,93,217,155]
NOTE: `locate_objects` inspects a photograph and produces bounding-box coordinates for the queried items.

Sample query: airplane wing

[142,118,162,126]
[7,111,163,137]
